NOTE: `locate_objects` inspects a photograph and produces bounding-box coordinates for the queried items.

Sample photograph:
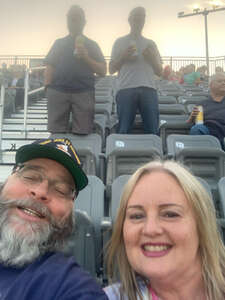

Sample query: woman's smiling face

[123,170,201,281]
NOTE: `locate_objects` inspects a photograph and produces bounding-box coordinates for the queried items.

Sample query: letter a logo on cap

[56,144,71,157]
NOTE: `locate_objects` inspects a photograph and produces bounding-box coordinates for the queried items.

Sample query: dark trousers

[116,87,159,134]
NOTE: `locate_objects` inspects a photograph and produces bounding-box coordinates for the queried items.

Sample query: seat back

[50,133,102,177]
[218,177,225,218]
[159,118,191,153]
[106,134,163,187]
[167,134,225,192]
[111,175,130,222]
[75,175,105,275]
[63,210,96,277]
[196,176,213,199]
[178,95,208,105]
[159,103,186,115]
[167,134,222,155]
[158,95,177,104]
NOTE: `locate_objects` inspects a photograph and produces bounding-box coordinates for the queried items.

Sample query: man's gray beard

[0,196,74,268]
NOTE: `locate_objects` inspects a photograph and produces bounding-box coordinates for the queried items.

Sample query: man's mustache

[0,198,62,232]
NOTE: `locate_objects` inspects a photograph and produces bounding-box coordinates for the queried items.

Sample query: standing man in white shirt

[109,7,162,134]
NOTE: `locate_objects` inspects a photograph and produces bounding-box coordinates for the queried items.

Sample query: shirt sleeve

[44,40,61,67]
[148,40,162,63]
[110,39,123,62]
[89,41,105,63]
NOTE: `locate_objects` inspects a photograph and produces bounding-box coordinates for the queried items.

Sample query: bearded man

[0,138,108,300]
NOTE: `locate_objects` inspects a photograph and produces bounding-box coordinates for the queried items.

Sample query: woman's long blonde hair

[106,160,225,300]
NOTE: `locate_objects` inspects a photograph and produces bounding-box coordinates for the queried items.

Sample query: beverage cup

[195,105,204,124]
[74,35,85,57]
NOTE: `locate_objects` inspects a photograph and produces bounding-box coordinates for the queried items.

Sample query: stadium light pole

[178,6,225,76]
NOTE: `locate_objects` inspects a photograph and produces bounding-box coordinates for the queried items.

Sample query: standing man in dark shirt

[187,72,225,149]
[44,5,106,134]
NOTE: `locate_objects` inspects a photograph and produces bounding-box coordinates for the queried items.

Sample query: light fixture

[193,8,200,13]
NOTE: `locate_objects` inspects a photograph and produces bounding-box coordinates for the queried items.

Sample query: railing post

[170,56,173,70]
[0,84,5,151]
[23,69,29,138]
[14,56,18,65]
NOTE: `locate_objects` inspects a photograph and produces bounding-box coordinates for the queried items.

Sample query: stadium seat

[105,134,163,189]
[159,116,191,153]
[102,174,130,282]
[159,103,186,115]
[167,134,225,203]
[75,175,105,277]
[50,133,103,179]
[63,209,97,277]
[158,95,177,104]
[95,95,113,104]
[94,114,108,145]
[110,174,130,221]
[95,102,112,123]
[217,178,225,243]
[196,176,213,199]
[218,177,225,218]
[109,114,145,135]
[178,95,208,105]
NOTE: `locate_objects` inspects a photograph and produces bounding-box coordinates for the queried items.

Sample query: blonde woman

[105,160,225,300]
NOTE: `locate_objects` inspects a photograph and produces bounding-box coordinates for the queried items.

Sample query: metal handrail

[23,66,46,136]
[0,84,5,150]
[1,55,225,73]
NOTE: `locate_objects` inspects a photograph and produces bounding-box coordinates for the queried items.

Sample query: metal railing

[0,65,45,141]
[1,55,225,75]
[0,85,5,149]
[23,66,45,135]
[0,55,45,69]
[162,55,225,74]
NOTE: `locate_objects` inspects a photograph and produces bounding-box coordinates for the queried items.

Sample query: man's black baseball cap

[15,138,88,194]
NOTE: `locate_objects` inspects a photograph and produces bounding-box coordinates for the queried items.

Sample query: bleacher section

[0,75,225,283]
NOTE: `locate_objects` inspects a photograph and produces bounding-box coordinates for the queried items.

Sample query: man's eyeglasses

[13,164,76,200]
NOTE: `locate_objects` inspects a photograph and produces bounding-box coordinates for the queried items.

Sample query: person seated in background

[161,65,178,81]
[8,66,26,110]
[104,160,225,300]
[0,63,12,87]
[196,65,208,82]
[0,138,108,300]
[187,72,225,150]
[29,70,42,90]
[177,66,185,84]
[183,64,201,86]
[215,66,224,74]
[14,70,25,110]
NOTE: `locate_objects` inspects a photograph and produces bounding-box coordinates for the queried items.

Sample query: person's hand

[187,106,199,123]
[121,45,137,62]
[142,45,155,61]
[75,44,89,60]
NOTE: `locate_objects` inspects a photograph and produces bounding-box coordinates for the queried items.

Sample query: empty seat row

[1,134,225,192]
